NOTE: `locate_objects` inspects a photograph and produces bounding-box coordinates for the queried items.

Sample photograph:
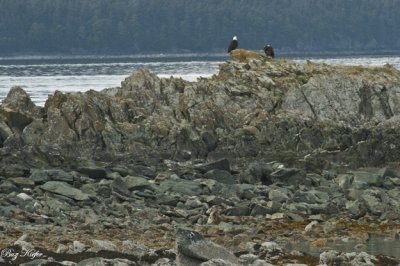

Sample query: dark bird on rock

[227,36,238,53]
[263,44,275,58]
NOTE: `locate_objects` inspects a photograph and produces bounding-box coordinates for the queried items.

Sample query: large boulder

[40,181,90,201]
[0,86,42,133]
[176,228,239,266]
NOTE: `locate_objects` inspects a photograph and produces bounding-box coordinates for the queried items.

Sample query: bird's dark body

[263,44,275,58]
[228,39,238,53]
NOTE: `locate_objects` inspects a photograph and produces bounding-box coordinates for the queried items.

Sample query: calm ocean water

[1,54,400,106]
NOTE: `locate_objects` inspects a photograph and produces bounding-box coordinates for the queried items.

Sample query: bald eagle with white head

[263,44,275,58]
[227,36,238,53]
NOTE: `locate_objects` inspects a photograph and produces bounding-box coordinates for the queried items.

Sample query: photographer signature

[1,248,43,261]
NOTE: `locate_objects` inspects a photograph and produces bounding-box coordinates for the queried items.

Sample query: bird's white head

[233,36,237,40]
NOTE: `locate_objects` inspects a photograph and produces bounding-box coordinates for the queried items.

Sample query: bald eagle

[227,36,238,53]
[263,44,275,58]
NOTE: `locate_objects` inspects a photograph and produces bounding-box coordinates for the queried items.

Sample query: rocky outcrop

[2,50,400,171]
[1,50,400,265]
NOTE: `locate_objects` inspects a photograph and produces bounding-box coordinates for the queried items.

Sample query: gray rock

[240,162,274,184]
[129,165,157,179]
[304,220,320,235]
[293,190,329,204]
[235,183,259,197]
[238,254,259,265]
[323,219,338,235]
[112,177,132,196]
[78,208,99,224]
[0,119,13,142]
[384,176,400,188]
[80,183,99,197]
[156,194,180,207]
[56,243,68,253]
[250,204,273,216]
[271,212,287,219]
[345,200,367,219]
[19,259,56,266]
[238,254,273,266]
[185,197,204,209]
[30,169,75,184]
[286,202,310,215]
[89,239,117,252]
[158,178,203,196]
[249,261,273,266]
[122,240,149,259]
[223,206,251,216]
[319,250,343,265]
[81,182,113,198]
[0,180,19,194]
[6,193,34,210]
[195,159,231,173]
[176,228,239,266]
[58,261,77,266]
[196,179,237,198]
[16,192,33,201]
[9,177,35,188]
[268,188,291,203]
[14,238,34,251]
[351,169,383,189]
[0,205,22,218]
[320,250,377,266]
[58,248,86,264]
[200,259,239,266]
[45,197,71,213]
[0,110,32,135]
[201,131,218,152]
[152,258,176,266]
[122,175,154,191]
[204,169,236,184]
[77,257,136,266]
[350,252,378,266]
[0,163,30,178]
[41,181,90,201]
[361,189,387,216]
[347,188,363,201]
[336,174,354,191]
[270,167,307,185]
[388,187,400,198]
[77,166,108,179]
[2,86,38,114]
[260,241,281,251]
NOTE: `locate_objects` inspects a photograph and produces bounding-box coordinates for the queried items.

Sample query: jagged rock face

[283,68,400,123]
[1,51,400,169]
[0,86,41,138]
[2,86,38,113]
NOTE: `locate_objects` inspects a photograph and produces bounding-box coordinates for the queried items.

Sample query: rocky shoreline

[1,49,400,265]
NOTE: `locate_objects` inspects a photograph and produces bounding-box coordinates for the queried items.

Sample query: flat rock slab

[41,181,90,201]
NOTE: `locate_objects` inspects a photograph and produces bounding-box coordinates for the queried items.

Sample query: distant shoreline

[1,50,400,61]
